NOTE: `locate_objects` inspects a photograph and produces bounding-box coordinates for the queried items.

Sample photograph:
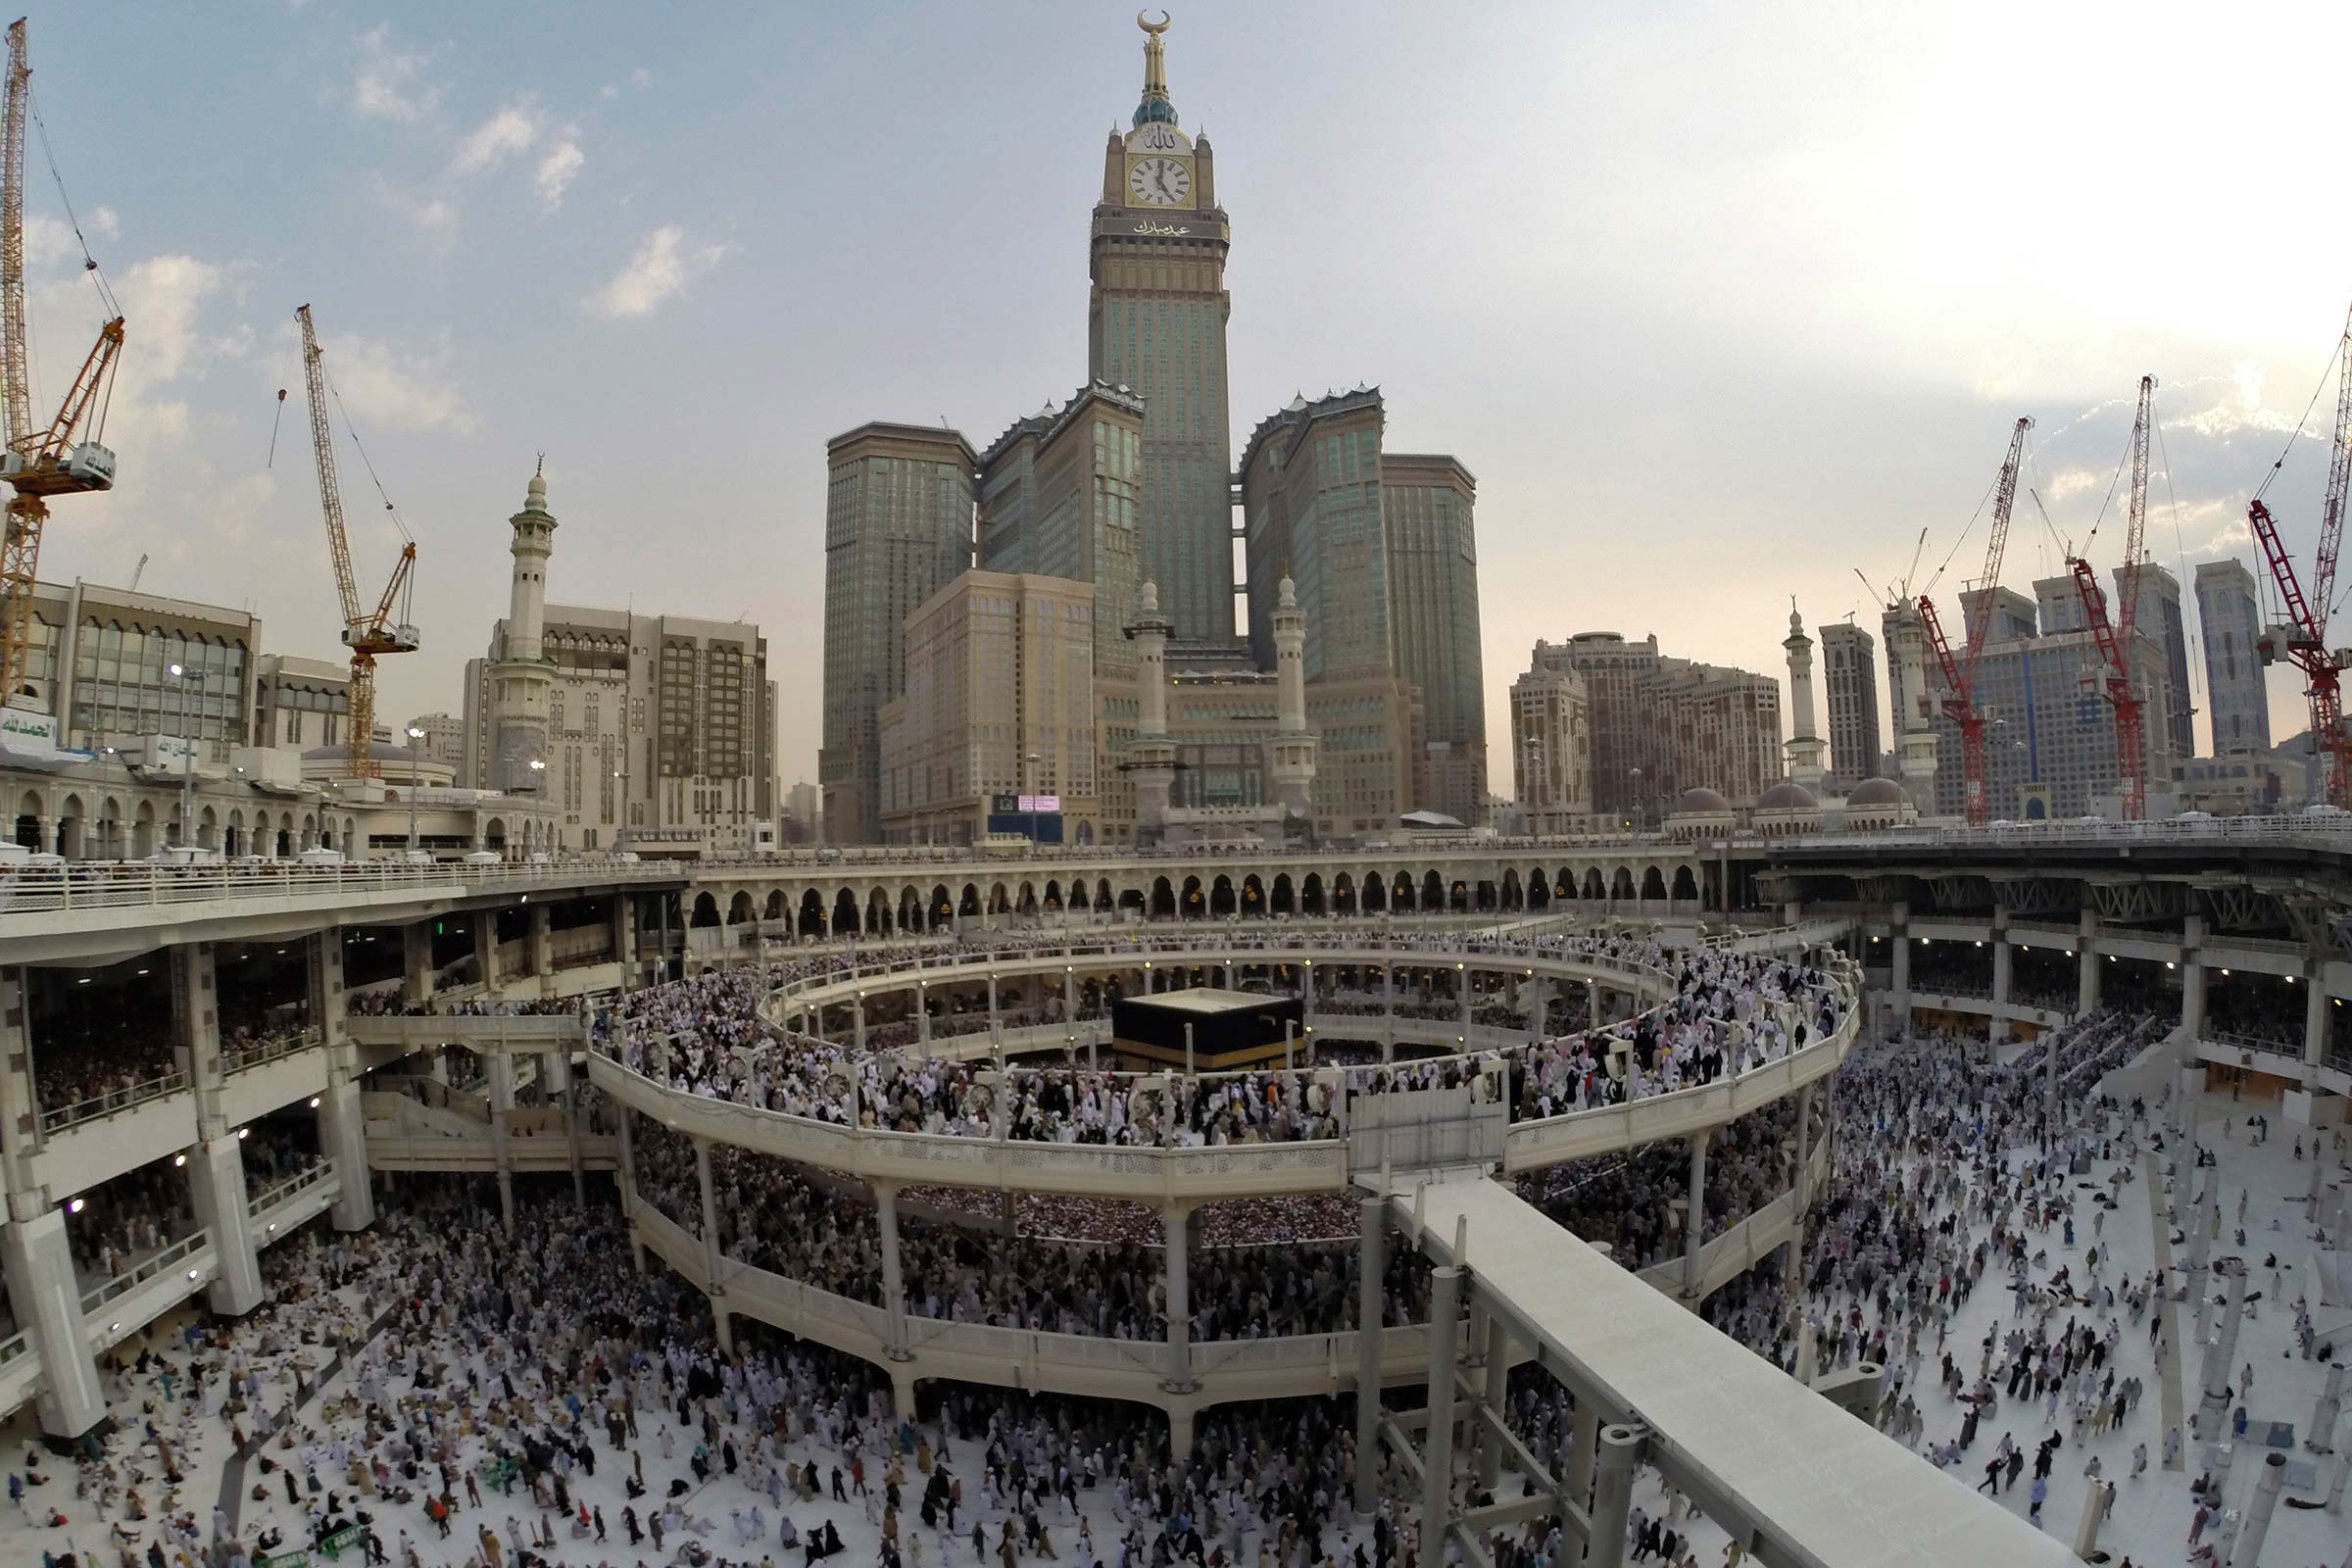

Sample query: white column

[187,1136,264,1316]
[528,903,554,979]
[695,1137,724,1298]
[1162,1205,1193,1391]
[1355,1193,1385,1511]
[1888,907,1912,1041]
[474,918,499,994]
[310,933,374,1232]
[175,943,263,1316]
[2078,911,2101,1014]
[1682,1130,1709,1299]
[877,1185,909,1360]
[2306,971,2329,1072]
[0,1206,107,1438]
[2181,914,2207,1039]
[486,1048,517,1224]
[1989,934,2013,1047]
[402,920,434,1005]
[1419,1265,1462,1564]
[1584,1425,1642,1568]
[1479,1312,1510,1490]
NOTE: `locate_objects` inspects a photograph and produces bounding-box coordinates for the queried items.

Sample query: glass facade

[71,616,250,753]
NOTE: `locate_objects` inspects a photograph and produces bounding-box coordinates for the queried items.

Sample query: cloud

[631,68,652,90]
[350,24,440,122]
[372,178,458,245]
[204,471,276,546]
[534,140,585,211]
[318,331,479,436]
[114,255,226,385]
[585,225,733,319]
[451,101,540,176]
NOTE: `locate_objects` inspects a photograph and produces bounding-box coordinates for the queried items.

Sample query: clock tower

[1089,12,1235,646]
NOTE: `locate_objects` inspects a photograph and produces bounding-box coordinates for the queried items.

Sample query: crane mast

[1920,416,2031,825]
[2246,318,2352,808]
[0,18,124,710]
[296,304,417,781]
[2071,374,2155,820]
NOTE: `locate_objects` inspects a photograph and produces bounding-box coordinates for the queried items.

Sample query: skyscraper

[1818,621,1881,786]
[819,423,976,843]
[1088,16,1235,644]
[1238,389,1389,681]
[1528,633,1661,817]
[1383,452,1486,823]
[2118,564,2192,758]
[977,382,1147,683]
[2194,559,2271,755]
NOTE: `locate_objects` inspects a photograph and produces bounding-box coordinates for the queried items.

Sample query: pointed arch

[690,892,720,927]
[1240,873,1263,913]
[1270,872,1295,915]
[1210,874,1237,916]
[1180,874,1205,918]
[1300,872,1325,916]
[1641,866,1668,901]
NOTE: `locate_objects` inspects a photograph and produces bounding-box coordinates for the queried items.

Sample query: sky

[21,0,2352,798]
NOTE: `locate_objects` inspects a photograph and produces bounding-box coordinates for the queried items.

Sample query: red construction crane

[0,18,124,709]
[2246,316,2352,808]
[1920,416,2033,825]
[2071,374,2155,820]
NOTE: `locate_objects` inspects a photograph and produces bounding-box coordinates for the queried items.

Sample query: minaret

[1126,580,1178,839]
[1267,572,1318,816]
[489,462,558,795]
[508,460,555,661]
[1782,603,1826,791]
[1889,604,1939,814]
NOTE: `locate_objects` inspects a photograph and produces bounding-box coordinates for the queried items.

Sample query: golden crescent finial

[1138,10,1171,35]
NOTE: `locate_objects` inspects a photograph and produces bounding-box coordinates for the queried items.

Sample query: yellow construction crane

[0,17,123,708]
[295,303,417,778]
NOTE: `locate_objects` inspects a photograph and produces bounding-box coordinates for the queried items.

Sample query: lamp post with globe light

[406,725,426,855]
[168,661,200,851]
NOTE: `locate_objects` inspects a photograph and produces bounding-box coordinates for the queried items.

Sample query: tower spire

[1133,10,1177,127]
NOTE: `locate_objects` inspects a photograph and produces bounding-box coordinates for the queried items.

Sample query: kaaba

[1111,988,1306,1070]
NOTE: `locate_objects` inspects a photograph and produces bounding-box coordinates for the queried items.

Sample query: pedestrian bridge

[1399,1176,2079,1568]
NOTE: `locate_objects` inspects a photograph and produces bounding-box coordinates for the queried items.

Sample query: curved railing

[592,945,1861,1198]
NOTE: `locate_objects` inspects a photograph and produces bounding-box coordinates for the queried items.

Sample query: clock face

[1128,156,1192,207]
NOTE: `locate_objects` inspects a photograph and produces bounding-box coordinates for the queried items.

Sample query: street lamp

[406,725,427,855]
[169,662,199,853]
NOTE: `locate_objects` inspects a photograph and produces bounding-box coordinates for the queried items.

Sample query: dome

[1133,96,1178,126]
[1846,776,1907,808]
[1756,779,1818,810]
[1672,786,1732,815]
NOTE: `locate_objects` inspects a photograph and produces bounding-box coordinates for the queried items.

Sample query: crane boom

[2317,317,2352,645]
[295,303,419,780]
[1918,416,2031,825]
[0,19,26,453]
[296,305,363,628]
[2070,374,2156,820]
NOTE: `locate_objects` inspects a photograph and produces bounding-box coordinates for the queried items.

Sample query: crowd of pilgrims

[1692,1005,2231,1510]
[607,935,1839,1151]
[27,1174,1502,1568]
[28,930,2273,1568]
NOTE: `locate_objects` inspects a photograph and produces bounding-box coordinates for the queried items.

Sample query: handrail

[222,1028,322,1075]
[79,1230,208,1316]
[247,1161,335,1217]
[39,1067,190,1134]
